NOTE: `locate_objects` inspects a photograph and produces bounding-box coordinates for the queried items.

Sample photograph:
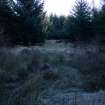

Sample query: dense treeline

[1,0,105,45]
[47,0,105,43]
[0,0,46,46]
[47,0,92,42]
[47,15,66,40]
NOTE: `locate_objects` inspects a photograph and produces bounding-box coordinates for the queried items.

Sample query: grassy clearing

[0,42,105,104]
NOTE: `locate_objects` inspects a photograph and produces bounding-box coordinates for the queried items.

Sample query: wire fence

[38,92,105,105]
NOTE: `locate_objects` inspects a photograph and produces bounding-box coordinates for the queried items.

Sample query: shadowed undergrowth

[0,43,105,105]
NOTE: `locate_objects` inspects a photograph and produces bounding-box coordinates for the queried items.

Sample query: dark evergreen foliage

[69,0,92,42]
[0,0,46,45]
[91,1,105,43]
[47,15,66,40]
[1,0,105,44]
[47,0,93,42]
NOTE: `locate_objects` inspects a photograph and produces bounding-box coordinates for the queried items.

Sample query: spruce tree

[47,15,66,40]
[99,1,105,36]
[69,0,92,42]
[0,0,46,45]
[0,0,15,45]
[91,0,105,43]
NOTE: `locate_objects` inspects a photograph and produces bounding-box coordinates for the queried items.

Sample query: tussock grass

[0,43,105,104]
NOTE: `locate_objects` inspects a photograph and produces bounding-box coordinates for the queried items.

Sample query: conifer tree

[68,0,92,41]
[0,0,46,45]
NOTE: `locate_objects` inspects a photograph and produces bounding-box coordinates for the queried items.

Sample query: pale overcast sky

[44,0,102,16]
